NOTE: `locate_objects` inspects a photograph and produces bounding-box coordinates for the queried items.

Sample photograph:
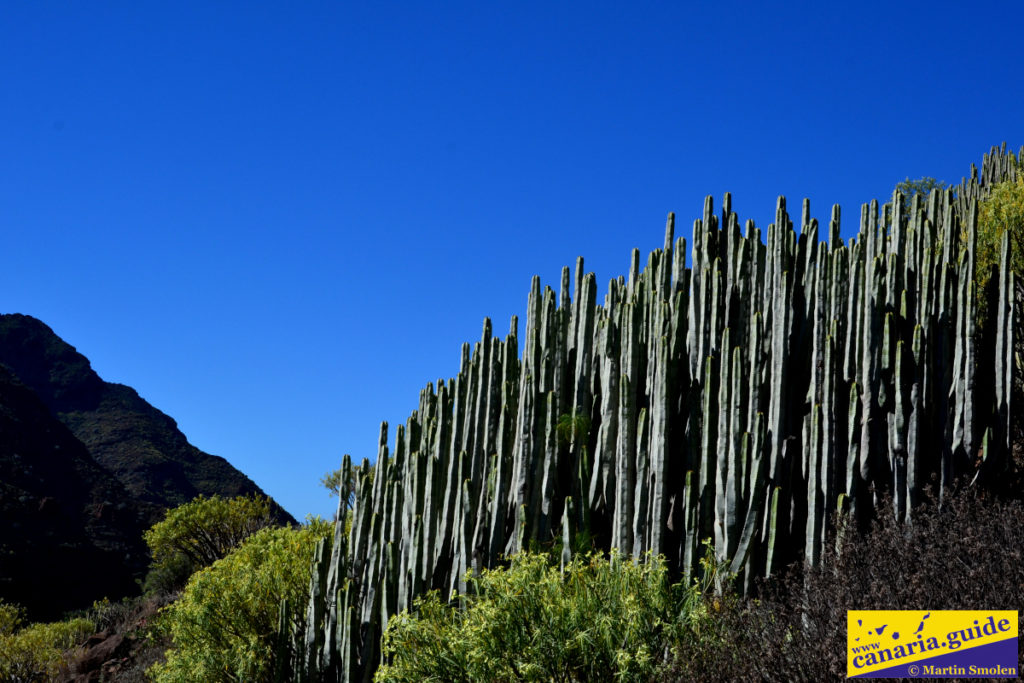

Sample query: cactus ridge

[288,145,1021,681]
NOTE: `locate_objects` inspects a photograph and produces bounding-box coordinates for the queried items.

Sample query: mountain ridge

[0,313,294,620]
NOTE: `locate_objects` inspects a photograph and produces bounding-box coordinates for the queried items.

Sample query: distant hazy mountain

[0,314,293,620]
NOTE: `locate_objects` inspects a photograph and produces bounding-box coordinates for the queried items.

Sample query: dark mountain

[0,364,147,621]
[0,313,294,620]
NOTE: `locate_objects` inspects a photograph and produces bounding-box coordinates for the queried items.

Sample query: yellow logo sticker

[847,611,1017,678]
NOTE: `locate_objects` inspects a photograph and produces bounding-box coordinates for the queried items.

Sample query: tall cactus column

[293,144,1020,682]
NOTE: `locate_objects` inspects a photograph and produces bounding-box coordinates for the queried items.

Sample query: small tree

[143,494,277,593]
[320,458,372,511]
[895,176,950,200]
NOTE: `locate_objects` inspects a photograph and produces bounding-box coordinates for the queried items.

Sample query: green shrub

[0,599,23,635]
[974,173,1024,324]
[142,493,276,593]
[0,600,94,682]
[148,519,332,683]
[376,550,705,683]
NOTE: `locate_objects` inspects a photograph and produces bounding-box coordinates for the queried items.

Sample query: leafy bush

[973,173,1024,324]
[148,519,332,683]
[0,600,94,682]
[142,493,276,593]
[0,599,23,635]
[977,174,1024,276]
[664,486,1024,681]
[376,550,705,683]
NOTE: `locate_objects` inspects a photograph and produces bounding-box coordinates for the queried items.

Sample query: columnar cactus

[288,144,1021,681]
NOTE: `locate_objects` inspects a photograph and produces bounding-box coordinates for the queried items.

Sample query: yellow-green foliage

[0,600,94,682]
[975,174,1024,322]
[0,599,22,635]
[376,551,699,683]
[143,493,276,593]
[148,519,331,683]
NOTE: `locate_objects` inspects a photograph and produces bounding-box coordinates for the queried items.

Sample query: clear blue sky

[1,2,1021,521]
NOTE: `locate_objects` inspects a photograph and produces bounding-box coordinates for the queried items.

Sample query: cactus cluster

[287,145,1020,681]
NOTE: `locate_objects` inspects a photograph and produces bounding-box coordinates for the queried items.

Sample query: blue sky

[1,2,1021,521]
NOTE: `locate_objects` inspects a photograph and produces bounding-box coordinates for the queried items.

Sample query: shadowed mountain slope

[0,314,293,525]
[0,313,294,619]
[0,363,147,620]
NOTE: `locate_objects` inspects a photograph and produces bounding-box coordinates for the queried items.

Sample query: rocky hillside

[0,314,293,620]
[0,364,146,621]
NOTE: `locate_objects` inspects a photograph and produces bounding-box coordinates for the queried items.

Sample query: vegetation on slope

[0,600,94,682]
[142,493,276,594]
[0,493,306,681]
[663,486,1024,681]
[375,549,717,682]
[148,519,332,683]
[976,173,1024,319]
[370,486,1024,682]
